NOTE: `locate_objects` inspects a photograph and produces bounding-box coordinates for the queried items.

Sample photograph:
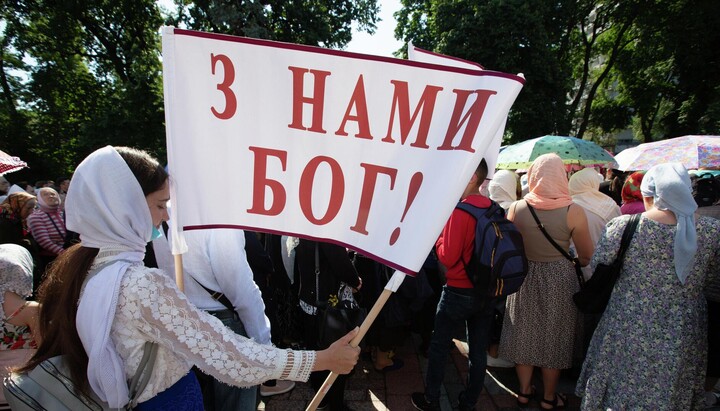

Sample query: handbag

[314,244,366,349]
[3,341,158,411]
[573,214,640,314]
[527,203,586,288]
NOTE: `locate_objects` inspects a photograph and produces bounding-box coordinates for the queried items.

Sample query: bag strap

[315,242,320,306]
[526,202,575,262]
[45,212,66,241]
[613,213,641,266]
[526,202,584,286]
[192,278,235,313]
[127,341,159,408]
[161,222,234,313]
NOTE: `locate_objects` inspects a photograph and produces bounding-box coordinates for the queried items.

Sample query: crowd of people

[411,155,720,411]
[1,146,719,411]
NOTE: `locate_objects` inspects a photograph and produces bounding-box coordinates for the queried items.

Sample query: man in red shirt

[412,159,496,411]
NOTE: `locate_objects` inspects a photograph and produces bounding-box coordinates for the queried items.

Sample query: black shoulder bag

[573,214,640,314]
[314,243,366,349]
[526,203,586,288]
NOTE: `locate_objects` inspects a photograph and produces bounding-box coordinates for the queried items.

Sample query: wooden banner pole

[305,271,406,411]
[173,253,184,292]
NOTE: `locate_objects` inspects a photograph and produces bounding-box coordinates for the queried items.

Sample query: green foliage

[0,0,379,181]
[395,0,581,143]
[395,0,719,146]
[169,0,379,48]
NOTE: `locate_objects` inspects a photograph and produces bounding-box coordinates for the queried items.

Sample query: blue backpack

[456,201,528,297]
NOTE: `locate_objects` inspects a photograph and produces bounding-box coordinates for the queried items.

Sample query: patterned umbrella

[614,135,720,171]
[0,150,28,176]
[496,135,617,170]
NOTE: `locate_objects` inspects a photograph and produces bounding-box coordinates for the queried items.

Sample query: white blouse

[106,262,314,402]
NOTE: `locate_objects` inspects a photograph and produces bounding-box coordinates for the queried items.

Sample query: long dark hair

[19,147,168,396]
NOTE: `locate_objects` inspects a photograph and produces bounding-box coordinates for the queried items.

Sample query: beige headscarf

[569,168,619,220]
[524,153,574,210]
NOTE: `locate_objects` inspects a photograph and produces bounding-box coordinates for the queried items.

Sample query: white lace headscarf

[640,163,697,284]
[67,146,154,407]
[0,244,33,319]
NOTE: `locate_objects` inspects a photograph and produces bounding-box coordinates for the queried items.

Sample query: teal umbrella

[496,135,617,170]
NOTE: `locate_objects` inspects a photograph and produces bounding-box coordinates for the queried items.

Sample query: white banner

[162,27,524,274]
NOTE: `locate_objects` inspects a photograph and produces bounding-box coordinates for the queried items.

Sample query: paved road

[258,334,584,410]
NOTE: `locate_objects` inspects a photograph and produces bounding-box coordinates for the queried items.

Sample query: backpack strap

[526,202,584,286]
[454,200,496,286]
[127,341,159,409]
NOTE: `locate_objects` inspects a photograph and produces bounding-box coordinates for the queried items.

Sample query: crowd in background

[1,152,720,410]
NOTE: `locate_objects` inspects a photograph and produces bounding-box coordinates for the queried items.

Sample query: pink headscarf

[524,153,574,210]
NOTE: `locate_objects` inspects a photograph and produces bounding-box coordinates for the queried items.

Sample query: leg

[459,297,495,409]
[515,364,535,405]
[423,287,468,403]
[214,316,258,411]
[540,367,565,409]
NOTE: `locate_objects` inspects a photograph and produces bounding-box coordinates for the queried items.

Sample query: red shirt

[435,194,491,288]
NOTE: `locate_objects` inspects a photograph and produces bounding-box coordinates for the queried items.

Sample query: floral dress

[576,214,720,410]
[0,303,36,351]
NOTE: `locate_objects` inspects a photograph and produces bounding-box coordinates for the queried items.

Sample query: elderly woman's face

[40,188,60,206]
[20,198,36,219]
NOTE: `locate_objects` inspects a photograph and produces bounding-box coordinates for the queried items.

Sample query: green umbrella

[496,135,617,170]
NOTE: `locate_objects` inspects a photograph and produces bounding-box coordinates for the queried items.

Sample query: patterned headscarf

[0,192,35,216]
[640,163,697,284]
[621,171,646,205]
[0,244,34,319]
[0,192,36,230]
[524,153,574,210]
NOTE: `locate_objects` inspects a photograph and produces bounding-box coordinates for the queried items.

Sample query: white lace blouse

[106,262,315,402]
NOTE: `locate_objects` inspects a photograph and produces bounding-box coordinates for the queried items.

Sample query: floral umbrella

[496,135,617,170]
[0,149,28,176]
[614,135,720,171]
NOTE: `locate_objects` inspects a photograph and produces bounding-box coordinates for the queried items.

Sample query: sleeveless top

[511,200,572,262]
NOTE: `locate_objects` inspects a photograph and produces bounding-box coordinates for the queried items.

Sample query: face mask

[151,225,163,240]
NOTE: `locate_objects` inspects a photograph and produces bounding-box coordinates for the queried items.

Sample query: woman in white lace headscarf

[20,146,360,411]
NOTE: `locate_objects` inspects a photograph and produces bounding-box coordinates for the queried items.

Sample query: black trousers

[301,310,349,410]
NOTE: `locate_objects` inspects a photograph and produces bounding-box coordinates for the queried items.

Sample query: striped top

[27,209,65,256]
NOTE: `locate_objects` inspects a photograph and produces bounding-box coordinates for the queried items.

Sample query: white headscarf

[488,170,518,210]
[36,187,61,212]
[640,163,698,284]
[67,146,154,407]
[568,168,620,221]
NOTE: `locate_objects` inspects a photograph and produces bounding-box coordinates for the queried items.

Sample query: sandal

[516,386,536,408]
[540,393,567,410]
